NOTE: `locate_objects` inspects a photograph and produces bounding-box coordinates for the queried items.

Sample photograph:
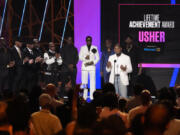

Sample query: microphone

[114,60,117,80]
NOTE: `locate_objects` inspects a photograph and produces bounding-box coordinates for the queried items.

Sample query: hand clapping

[120,65,127,71]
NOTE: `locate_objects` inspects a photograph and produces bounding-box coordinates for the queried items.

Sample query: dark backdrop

[101,0,180,90]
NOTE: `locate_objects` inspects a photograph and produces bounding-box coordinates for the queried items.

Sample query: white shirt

[106,53,132,85]
[15,45,22,58]
[27,47,33,55]
[79,45,100,71]
[44,50,62,65]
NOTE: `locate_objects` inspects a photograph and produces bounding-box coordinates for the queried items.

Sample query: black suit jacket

[11,46,23,66]
[0,48,11,71]
[22,47,38,72]
[10,46,23,74]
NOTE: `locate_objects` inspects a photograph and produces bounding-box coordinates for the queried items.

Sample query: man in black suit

[0,37,15,94]
[11,37,25,94]
[60,36,79,88]
[33,38,44,58]
[22,39,42,93]
[33,38,44,84]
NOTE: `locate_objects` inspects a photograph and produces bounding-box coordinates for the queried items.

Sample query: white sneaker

[83,88,88,100]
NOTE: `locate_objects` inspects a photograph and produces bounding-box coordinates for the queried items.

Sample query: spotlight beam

[38,0,49,41]
[18,0,27,37]
[0,0,8,37]
[60,0,72,48]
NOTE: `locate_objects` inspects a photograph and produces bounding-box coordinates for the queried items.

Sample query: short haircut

[39,93,52,108]
[86,36,92,41]
[114,43,122,49]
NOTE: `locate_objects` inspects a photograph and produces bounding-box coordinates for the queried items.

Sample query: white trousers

[82,70,96,100]
[114,75,127,98]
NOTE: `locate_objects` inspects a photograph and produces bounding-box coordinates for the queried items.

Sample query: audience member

[31,93,63,135]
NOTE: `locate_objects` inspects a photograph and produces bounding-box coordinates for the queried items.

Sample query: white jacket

[44,52,62,65]
[106,53,132,86]
[79,45,100,71]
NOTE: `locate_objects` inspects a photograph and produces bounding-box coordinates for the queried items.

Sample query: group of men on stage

[0,36,78,97]
[0,35,140,100]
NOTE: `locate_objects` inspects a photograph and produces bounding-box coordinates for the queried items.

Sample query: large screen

[119,4,180,63]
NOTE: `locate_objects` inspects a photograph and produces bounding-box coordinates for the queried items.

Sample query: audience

[143,103,171,135]
[0,74,180,135]
[0,101,13,135]
[126,83,144,112]
[99,93,129,128]
[31,93,63,135]
[94,115,127,135]
[6,93,30,135]
[45,83,64,113]
[128,90,151,124]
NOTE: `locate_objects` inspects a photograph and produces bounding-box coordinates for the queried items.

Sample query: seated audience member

[56,89,74,128]
[0,102,13,135]
[102,83,116,94]
[31,93,62,135]
[143,103,174,135]
[159,100,180,135]
[129,114,144,135]
[29,85,42,113]
[93,115,127,135]
[175,86,180,107]
[128,90,151,124]
[157,87,176,106]
[65,104,97,135]
[6,93,30,135]
[119,98,127,112]
[91,90,103,107]
[99,93,129,128]
[174,86,180,119]
[45,83,64,113]
[126,83,144,112]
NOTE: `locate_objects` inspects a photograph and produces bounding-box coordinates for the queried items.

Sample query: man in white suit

[79,36,100,100]
[106,44,132,98]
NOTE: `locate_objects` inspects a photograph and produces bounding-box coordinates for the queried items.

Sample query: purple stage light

[139,63,180,68]
[74,0,101,89]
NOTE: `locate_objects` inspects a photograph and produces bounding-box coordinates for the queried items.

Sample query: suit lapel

[14,47,22,60]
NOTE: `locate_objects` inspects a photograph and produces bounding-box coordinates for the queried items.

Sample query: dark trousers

[0,70,9,93]
[12,68,24,95]
[70,68,77,88]
[61,68,77,88]
[44,73,59,86]
[21,71,37,94]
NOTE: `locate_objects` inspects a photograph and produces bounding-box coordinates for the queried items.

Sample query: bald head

[46,83,57,97]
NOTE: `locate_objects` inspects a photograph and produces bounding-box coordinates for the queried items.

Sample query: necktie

[17,48,22,58]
